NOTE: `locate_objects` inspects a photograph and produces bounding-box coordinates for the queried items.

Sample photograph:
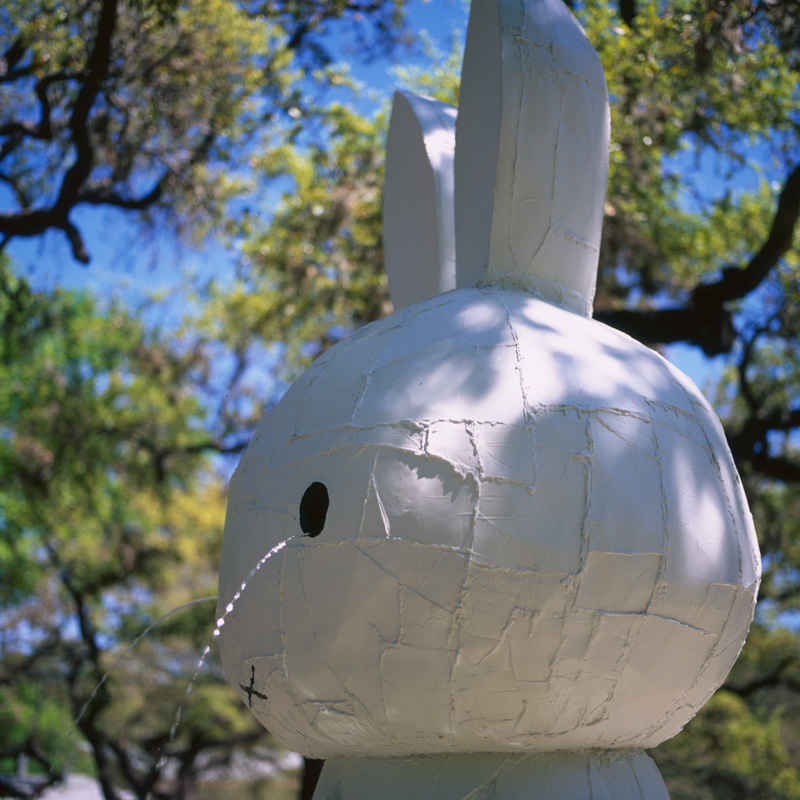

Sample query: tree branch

[597,163,800,355]
[59,572,128,800]
[0,71,78,152]
[619,0,637,27]
[736,326,770,412]
[0,2,119,263]
[0,169,31,208]
[79,182,164,210]
[56,0,119,214]
[744,451,800,482]
[727,654,797,697]
[62,218,89,263]
[695,162,800,305]
[595,304,736,354]
[731,407,800,443]
[0,38,31,83]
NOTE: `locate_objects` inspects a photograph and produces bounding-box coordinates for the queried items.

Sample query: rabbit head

[217,0,759,761]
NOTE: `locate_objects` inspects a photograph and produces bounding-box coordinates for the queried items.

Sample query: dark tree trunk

[619,0,637,26]
[300,758,324,800]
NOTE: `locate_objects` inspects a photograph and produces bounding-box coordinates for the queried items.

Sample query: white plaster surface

[384,91,457,310]
[455,0,610,315]
[218,287,760,758]
[311,751,669,800]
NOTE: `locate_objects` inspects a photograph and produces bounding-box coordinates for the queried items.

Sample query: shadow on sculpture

[217,1,761,798]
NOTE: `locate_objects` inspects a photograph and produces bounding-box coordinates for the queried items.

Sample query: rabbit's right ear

[455,0,610,317]
[383,91,458,311]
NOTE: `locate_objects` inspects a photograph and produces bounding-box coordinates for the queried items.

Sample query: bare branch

[62,218,89,264]
[79,181,165,210]
[695,162,800,305]
[745,452,800,482]
[619,0,637,27]
[56,0,119,213]
[0,71,78,150]
[0,120,42,138]
[0,2,119,262]
[0,169,31,208]
[727,655,797,697]
[0,207,64,238]
[0,38,33,83]
[595,304,735,354]
[737,325,771,412]
[597,163,800,355]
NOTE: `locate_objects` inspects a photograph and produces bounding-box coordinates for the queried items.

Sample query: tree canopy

[1,1,800,799]
[0,0,407,262]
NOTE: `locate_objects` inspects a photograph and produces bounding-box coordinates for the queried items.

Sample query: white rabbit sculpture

[217,1,761,798]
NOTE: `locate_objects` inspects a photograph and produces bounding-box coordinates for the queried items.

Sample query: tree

[0,256,276,800]
[0,0,409,263]
[2,1,800,799]
[0,2,415,797]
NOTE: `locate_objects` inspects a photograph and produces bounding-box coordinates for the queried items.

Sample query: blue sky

[4,0,469,298]
[1,0,732,393]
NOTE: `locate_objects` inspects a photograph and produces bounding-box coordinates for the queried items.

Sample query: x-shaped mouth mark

[239,664,268,708]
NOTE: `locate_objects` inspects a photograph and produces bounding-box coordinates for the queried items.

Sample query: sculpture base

[311,750,670,800]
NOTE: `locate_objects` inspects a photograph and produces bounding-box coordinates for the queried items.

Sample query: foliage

[0,258,267,799]
[0,0,409,262]
[656,688,800,800]
[202,101,391,382]
[1,0,800,799]
[0,1,414,796]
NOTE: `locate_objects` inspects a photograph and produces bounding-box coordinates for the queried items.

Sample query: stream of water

[74,534,299,798]
[156,535,299,788]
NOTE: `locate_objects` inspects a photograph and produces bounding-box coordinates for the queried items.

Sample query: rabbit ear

[383,91,458,311]
[455,0,610,317]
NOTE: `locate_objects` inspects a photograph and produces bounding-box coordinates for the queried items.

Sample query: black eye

[299,482,329,537]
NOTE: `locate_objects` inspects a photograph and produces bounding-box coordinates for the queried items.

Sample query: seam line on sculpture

[495,294,531,427]
[553,227,597,250]
[577,411,594,582]
[263,409,660,451]
[278,535,291,684]
[460,756,515,800]
[593,415,659,463]
[690,395,747,582]
[372,472,392,538]
[293,551,368,739]
[599,612,647,724]
[446,516,476,731]
[366,621,392,731]
[656,586,744,735]
[553,64,593,80]
[506,63,526,275]
[629,751,647,800]
[634,617,726,744]
[352,543,459,613]
[349,305,413,424]
[643,400,707,444]
[506,34,551,52]
[357,449,380,539]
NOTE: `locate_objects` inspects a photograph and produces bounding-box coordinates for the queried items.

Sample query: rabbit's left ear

[383,91,458,311]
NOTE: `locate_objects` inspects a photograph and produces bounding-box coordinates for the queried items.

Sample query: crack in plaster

[291,547,387,741]
[690,398,748,585]
[646,405,670,609]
